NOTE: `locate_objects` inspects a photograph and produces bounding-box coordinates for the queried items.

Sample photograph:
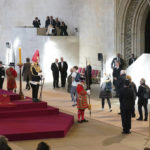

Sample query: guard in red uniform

[6,63,17,92]
[76,77,89,123]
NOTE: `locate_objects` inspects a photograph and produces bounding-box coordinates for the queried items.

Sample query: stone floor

[2,81,150,150]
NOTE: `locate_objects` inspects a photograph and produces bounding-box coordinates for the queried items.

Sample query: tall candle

[19,48,22,64]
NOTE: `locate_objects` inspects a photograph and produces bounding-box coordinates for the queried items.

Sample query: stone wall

[0,0,115,74]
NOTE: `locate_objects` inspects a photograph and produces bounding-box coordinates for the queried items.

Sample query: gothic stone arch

[115,0,150,65]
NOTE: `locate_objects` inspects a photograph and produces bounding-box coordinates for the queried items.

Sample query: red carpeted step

[0,101,48,111]
[0,90,74,141]
[0,112,74,141]
[0,106,59,118]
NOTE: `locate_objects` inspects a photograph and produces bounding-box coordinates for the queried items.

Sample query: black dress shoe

[136,118,143,121]
[132,114,136,118]
[144,118,148,121]
[81,119,88,123]
[118,112,121,115]
[78,120,82,123]
[122,131,131,134]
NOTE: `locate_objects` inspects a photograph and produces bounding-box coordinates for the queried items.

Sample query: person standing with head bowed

[6,63,17,92]
[59,57,68,87]
[51,58,59,88]
[0,61,5,89]
[30,50,42,102]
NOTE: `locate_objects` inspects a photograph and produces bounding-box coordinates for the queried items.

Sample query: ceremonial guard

[6,63,17,92]
[0,61,5,89]
[76,77,89,123]
[30,50,42,102]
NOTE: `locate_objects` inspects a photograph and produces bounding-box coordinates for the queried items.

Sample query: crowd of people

[110,53,150,134]
[32,16,68,36]
[0,51,150,135]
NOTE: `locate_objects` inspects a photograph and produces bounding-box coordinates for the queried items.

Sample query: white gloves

[87,90,91,95]
[38,72,42,76]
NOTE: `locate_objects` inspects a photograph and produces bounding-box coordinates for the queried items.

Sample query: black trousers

[138,99,148,119]
[53,72,59,88]
[60,73,66,87]
[30,84,39,99]
[0,78,4,89]
[131,100,135,116]
[121,108,132,132]
[26,76,30,90]
[102,98,111,109]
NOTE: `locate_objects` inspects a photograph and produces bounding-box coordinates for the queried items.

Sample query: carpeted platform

[0,90,74,141]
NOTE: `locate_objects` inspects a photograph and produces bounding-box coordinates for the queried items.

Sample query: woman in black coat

[99,74,112,112]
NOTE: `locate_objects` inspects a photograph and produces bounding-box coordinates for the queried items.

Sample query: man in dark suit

[45,16,50,28]
[0,61,5,89]
[119,79,134,134]
[85,64,92,89]
[111,53,124,69]
[59,57,68,87]
[128,54,136,66]
[51,58,59,88]
[22,58,32,90]
[49,16,56,27]
[33,17,41,28]
[112,61,121,96]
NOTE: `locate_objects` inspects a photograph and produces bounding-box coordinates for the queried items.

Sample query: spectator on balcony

[55,18,61,28]
[33,17,41,28]
[46,24,56,36]
[45,16,50,28]
[128,54,136,66]
[50,16,56,27]
[60,22,68,36]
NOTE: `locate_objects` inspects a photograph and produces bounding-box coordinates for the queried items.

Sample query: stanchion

[17,63,24,100]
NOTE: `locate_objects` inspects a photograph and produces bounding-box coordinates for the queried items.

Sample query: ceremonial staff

[86,58,92,118]
[39,76,45,100]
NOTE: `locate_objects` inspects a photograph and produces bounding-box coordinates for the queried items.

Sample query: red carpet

[0,90,74,141]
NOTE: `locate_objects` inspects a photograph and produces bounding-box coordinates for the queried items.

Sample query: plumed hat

[32,50,39,62]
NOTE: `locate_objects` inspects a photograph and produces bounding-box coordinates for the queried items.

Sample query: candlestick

[19,48,22,64]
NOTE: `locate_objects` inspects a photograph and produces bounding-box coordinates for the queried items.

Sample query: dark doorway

[145,10,150,53]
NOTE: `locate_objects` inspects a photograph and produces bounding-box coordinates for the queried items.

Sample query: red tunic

[76,84,88,110]
[6,67,17,90]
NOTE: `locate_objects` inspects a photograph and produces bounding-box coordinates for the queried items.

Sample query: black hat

[79,76,85,82]
[9,62,15,67]
[124,79,130,86]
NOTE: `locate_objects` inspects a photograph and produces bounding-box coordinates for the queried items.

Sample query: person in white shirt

[71,66,79,106]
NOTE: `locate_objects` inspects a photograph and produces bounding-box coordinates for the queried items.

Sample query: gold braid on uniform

[31,63,41,76]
